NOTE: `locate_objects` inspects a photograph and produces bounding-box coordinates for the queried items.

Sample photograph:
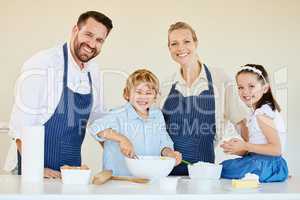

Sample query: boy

[89,69,181,176]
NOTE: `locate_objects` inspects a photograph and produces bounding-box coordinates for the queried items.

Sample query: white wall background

[0,0,299,175]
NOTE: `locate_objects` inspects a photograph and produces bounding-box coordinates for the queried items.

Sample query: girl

[88,69,182,176]
[220,64,288,182]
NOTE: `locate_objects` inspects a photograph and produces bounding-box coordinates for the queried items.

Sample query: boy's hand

[170,151,182,166]
[119,135,136,158]
[162,148,182,166]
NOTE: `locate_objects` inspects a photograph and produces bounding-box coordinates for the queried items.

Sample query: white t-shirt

[247,104,286,152]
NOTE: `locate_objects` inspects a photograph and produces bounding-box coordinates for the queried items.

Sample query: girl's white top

[247,104,286,152]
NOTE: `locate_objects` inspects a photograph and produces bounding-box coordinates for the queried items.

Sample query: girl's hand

[119,136,136,158]
[220,138,247,155]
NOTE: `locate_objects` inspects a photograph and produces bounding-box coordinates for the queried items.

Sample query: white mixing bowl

[61,169,91,185]
[125,156,175,180]
[188,162,222,180]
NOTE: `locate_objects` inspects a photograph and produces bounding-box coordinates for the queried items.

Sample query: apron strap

[203,64,214,95]
[62,43,68,87]
[87,72,93,94]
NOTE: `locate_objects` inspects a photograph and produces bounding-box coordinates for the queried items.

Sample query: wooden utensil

[92,170,113,185]
[92,170,149,185]
[111,176,149,183]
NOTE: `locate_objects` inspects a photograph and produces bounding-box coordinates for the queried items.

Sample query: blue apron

[221,153,288,182]
[162,65,216,175]
[18,43,93,173]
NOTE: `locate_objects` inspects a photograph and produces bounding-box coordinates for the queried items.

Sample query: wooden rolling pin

[92,170,149,185]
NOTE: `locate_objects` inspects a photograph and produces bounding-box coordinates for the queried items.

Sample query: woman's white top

[159,62,249,144]
[247,104,286,152]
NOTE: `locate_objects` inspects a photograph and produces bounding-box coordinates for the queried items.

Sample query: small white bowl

[61,169,91,185]
[188,162,222,180]
[159,177,179,190]
[125,156,175,180]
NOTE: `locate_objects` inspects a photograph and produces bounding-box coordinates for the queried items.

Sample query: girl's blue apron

[162,64,216,175]
[18,43,93,173]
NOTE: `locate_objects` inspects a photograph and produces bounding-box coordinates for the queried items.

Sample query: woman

[161,22,248,175]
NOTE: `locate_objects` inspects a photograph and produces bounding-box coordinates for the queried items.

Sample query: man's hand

[16,139,22,153]
[44,168,61,178]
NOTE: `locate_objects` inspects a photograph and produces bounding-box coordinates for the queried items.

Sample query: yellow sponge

[232,179,259,188]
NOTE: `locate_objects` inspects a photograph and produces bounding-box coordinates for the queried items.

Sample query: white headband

[239,66,267,83]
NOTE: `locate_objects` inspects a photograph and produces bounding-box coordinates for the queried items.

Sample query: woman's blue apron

[162,65,216,175]
[18,43,93,173]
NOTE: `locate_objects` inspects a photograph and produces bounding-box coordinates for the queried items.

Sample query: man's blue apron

[162,65,216,175]
[18,43,93,173]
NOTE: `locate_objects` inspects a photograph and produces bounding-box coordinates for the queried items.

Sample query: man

[6,11,113,178]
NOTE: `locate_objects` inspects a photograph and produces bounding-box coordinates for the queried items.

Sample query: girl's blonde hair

[123,69,160,101]
[168,21,198,46]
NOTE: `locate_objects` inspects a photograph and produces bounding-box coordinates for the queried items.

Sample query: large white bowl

[125,156,175,180]
[188,162,222,180]
[61,169,91,185]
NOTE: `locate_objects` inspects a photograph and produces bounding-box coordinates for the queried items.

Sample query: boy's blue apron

[18,43,93,173]
[162,64,216,175]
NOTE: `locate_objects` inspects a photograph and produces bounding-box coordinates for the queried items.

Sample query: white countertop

[0,175,300,200]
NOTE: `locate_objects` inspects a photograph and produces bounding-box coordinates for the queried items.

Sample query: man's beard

[74,41,98,63]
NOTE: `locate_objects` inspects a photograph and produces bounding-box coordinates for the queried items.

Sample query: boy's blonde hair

[123,69,160,101]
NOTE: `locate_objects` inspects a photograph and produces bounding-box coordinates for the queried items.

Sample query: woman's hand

[119,135,136,158]
[220,138,247,155]
[161,148,182,165]
[44,168,61,178]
